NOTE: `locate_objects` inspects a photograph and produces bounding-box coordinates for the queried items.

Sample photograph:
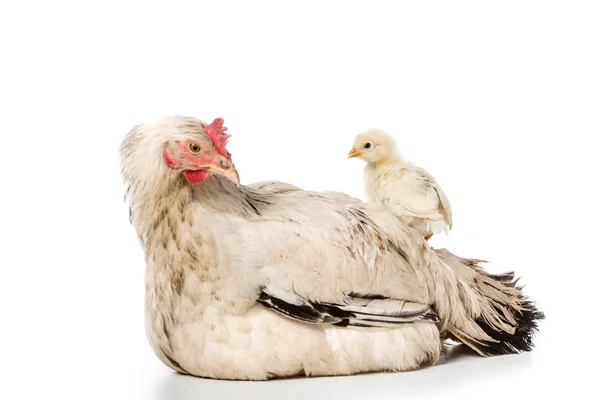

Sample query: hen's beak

[200,157,240,186]
[347,147,363,158]
[208,160,240,186]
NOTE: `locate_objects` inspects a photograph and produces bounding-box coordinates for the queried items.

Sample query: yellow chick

[348,129,452,241]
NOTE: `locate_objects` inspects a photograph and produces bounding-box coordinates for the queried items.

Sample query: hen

[348,128,452,240]
[120,116,543,380]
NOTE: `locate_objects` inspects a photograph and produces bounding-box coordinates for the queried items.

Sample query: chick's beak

[347,147,363,158]
[208,157,240,186]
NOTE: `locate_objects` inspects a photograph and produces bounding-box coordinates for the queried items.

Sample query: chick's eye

[364,142,372,149]
[188,143,202,154]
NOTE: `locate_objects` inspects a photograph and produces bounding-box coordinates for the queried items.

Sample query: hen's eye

[364,142,372,149]
[188,143,202,154]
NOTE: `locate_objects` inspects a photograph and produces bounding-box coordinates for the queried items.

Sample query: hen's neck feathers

[123,166,264,247]
[192,177,268,217]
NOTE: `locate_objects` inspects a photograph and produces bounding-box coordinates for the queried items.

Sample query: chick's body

[349,129,452,240]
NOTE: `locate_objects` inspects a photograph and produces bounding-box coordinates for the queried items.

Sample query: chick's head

[347,129,398,164]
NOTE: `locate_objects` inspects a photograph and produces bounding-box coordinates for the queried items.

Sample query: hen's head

[162,117,239,185]
[347,128,398,164]
[121,116,240,192]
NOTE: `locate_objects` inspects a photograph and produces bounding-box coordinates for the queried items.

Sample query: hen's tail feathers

[433,249,545,357]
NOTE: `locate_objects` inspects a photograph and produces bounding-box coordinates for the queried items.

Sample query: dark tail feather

[434,249,545,357]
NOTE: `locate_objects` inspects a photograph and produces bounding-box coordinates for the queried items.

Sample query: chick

[347,129,452,240]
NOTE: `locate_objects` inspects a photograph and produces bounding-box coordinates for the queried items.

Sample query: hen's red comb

[205,118,231,157]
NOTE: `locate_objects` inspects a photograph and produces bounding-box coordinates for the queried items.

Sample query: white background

[1,1,598,399]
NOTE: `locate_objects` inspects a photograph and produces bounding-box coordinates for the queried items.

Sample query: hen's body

[121,116,542,380]
[141,177,441,379]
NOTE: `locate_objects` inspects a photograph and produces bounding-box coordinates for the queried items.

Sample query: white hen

[348,128,453,240]
[120,116,543,380]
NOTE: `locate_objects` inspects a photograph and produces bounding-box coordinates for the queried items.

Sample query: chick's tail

[429,248,544,356]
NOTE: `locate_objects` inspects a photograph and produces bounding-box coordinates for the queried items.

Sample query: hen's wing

[257,285,438,329]
[235,184,435,329]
